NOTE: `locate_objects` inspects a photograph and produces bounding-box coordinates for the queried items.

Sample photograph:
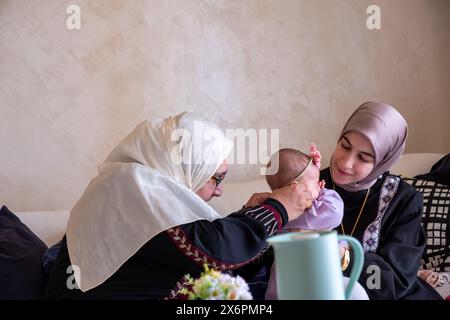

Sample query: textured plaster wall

[1,0,449,211]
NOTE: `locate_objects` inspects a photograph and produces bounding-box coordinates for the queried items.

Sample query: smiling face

[195,160,228,202]
[331,131,375,186]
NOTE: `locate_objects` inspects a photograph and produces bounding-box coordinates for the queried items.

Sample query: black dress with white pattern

[321,168,442,300]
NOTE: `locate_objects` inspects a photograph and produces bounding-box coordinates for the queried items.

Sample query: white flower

[180,265,253,300]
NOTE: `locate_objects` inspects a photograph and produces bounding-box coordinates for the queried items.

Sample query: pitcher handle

[337,235,364,300]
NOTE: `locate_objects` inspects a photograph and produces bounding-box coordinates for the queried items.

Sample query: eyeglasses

[211,173,226,186]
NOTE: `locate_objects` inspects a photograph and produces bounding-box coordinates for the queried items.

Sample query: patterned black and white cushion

[404,178,450,272]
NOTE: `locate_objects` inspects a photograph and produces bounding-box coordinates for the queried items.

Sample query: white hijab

[66,112,233,292]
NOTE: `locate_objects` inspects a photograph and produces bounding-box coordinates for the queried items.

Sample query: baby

[265,145,343,232]
[264,145,344,299]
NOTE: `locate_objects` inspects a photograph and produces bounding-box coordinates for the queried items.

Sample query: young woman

[321,102,442,299]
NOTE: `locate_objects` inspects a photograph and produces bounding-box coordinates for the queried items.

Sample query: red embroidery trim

[167,227,267,270]
[262,204,283,232]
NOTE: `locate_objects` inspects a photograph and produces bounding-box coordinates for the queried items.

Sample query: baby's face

[298,165,322,201]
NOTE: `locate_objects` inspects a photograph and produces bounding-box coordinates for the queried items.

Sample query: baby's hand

[318,179,326,190]
[309,143,322,169]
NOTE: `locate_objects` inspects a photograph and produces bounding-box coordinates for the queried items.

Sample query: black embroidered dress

[44,199,287,299]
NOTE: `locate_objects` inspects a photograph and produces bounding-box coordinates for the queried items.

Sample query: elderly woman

[321,102,442,299]
[45,112,311,299]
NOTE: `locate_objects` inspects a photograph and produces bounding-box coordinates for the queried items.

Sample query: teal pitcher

[267,231,364,300]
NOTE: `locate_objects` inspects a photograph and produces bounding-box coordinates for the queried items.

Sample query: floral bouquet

[180,265,253,300]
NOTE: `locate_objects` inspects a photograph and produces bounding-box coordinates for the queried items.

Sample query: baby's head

[266,148,321,200]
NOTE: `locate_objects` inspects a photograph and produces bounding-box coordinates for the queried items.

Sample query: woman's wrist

[264,198,288,226]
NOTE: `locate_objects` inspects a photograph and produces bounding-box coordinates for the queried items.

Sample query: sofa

[8,153,450,299]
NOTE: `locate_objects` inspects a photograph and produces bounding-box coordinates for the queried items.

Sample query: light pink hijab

[333,102,408,192]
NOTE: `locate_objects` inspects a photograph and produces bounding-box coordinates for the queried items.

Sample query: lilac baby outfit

[284,188,343,231]
[265,188,344,300]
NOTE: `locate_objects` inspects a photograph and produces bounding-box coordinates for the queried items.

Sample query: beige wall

[1,0,449,211]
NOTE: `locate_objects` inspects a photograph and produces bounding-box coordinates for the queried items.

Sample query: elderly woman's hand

[244,192,272,208]
[270,183,313,222]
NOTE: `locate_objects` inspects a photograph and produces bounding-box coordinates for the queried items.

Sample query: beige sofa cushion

[390,153,444,178]
[15,210,70,247]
